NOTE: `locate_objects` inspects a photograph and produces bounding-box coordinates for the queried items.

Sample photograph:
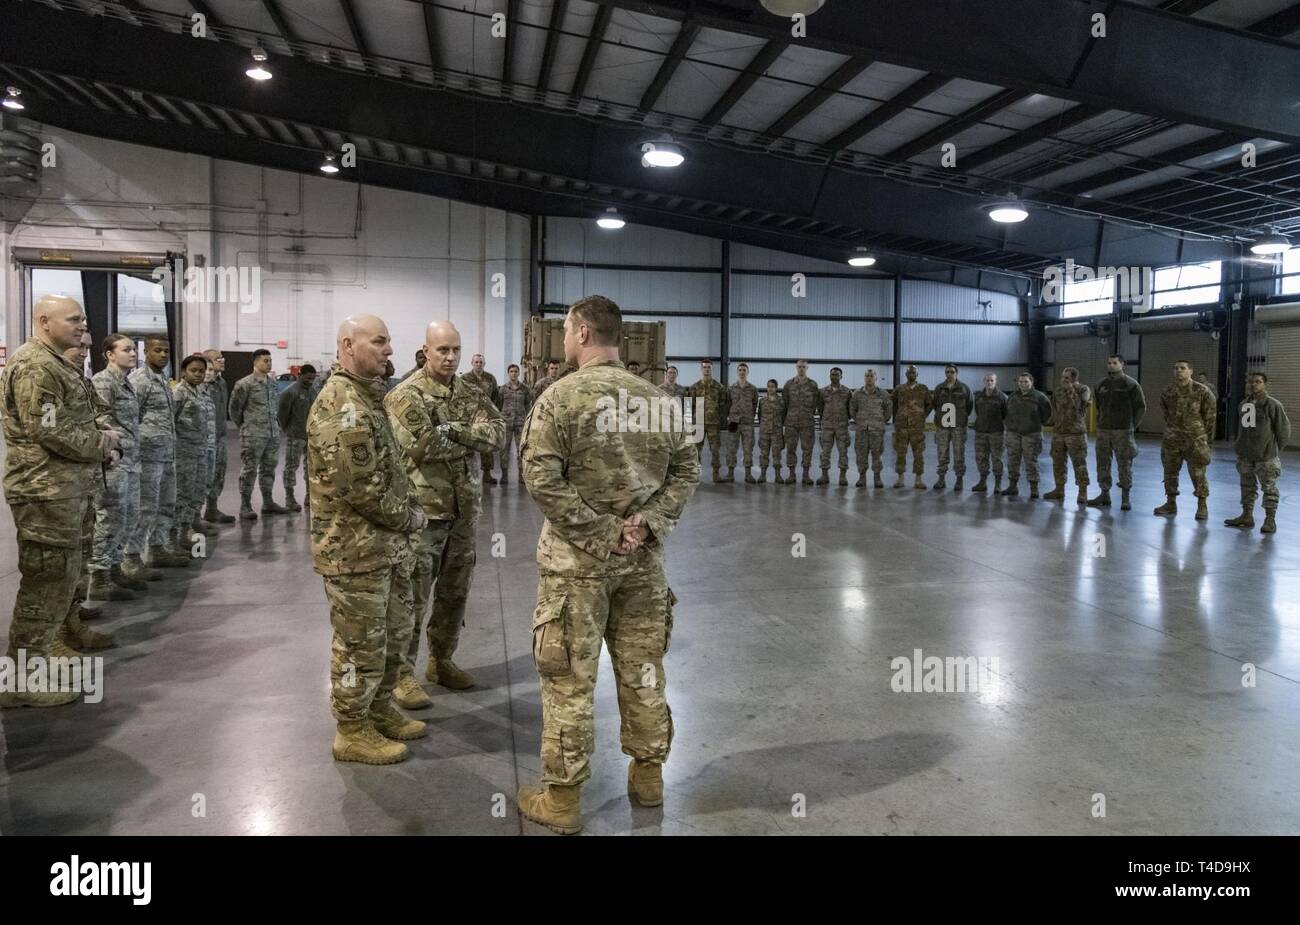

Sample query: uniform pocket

[531,593,571,677]
[664,588,678,654]
[1190,438,1212,467]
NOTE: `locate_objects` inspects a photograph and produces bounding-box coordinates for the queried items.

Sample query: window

[1152,261,1221,309]
[1280,249,1300,296]
[1060,275,1114,318]
[117,273,168,335]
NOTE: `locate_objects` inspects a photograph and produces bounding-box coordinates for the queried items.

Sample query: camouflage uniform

[781,376,822,477]
[660,381,687,422]
[386,371,504,675]
[1093,371,1145,491]
[90,365,139,574]
[277,381,313,501]
[461,369,500,476]
[1,338,112,662]
[850,385,891,474]
[819,382,853,473]
[1160,381,1216,499]
[972,388,1008,480]
[520,359,699,786]
[532,374,558,403]
[498,380,533,478]
[229,372,281,505]
[206,374,230,507]
[725,380,759,472]
[1004,388,1053,487]
[1049,381,1092,491]
[197,381,217,519]
[171,379,208,545]
[893,382,931,475]
[127,365,177,554]
[757,392,785,474]
[687,378,728,473]
[308,363,419,723]
[931,379,973,480]
[1234,392,1291,514]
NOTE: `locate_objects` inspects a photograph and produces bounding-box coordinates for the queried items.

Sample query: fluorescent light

[596,207,625,230]
[987,199,1029,223]
[320,152,340,174]
[640,141,685,168]
[759,0,825,15]
[2,87,23,111]
[1250,232,1291,255]
[847,249,876,267]
[246,47,272,81]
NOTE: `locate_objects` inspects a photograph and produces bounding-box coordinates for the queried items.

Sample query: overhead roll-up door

[1137,331,1219,435]
[1256,303,1300,449]
[1050,336,1111,392]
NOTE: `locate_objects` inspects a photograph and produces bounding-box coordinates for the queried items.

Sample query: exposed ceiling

[2,0,1298,292]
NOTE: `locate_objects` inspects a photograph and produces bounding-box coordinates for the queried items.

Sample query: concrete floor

[2,430,1299,836]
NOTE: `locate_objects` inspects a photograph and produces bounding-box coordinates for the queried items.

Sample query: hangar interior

[1,0,1300,835]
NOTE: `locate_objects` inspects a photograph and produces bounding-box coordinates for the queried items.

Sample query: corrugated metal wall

[1137,331,1220,435]
[901,280,1022,322]
[1048,336,1111,390]
[1264,323,1300,448]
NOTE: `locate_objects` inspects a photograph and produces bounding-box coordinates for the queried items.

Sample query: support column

[892,273,902,386]
[719,239,731,385]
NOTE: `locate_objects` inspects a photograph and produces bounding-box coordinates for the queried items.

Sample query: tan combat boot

[369,700,428,740]
[801,467,814,486]
[627,759,664,808]
[1224,506,1254,529]
[0,687,79,708]
[393,674,433,710]
[193,518,220,538]
[88,569,133,602]
[913,475,926,490]
[1195,498,1208,521]
[1043,484,1065,501]
[1153,495,1177,516]
[332,720,409,765]
[838,470,848,486]
[427,658,474,690]
[816,468,829,486]
[517,783,582,835]
[64,609,115,650]
[111,563,147,592]
[1262,510,1278,534]
[122,553,163,582]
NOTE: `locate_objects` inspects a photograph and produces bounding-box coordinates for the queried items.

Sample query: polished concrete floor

[2,431,1299,836]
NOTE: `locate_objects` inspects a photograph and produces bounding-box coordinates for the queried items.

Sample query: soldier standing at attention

[782,359,822,486]
[851,369,891,488]
[190,362,221,540]
[1088,355,1145,511]
[1,295,120,707]
[309,314,428,764]
[533,361,561,402]
[498,363,532,485]
[128,334,187,570]
[90,334,146,600]
[230,348,286,521]
[757,378,785,484]
[1154,360,1217,520]
[892,364,931,489]
[818,367,853,486]
[462,353,501,484]
[385,320,504,706]
[277,364,317,512]
[930,364,973,492]
[1045,366,1092,508]
[202,349,236,524]
[688,359,728,482]
[1001,372,1052,499]
[725,362,759,483]
[971,373,1008,494]
[170,354,211,559]
[517,294,699,835]
[1226,371,1290,534]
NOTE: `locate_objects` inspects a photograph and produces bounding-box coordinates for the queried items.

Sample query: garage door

[1137,331,1219,435]
[1264,324,1300,449]
[1050,336,1111,392]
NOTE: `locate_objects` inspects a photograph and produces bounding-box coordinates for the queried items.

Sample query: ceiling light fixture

[986,197,1029,224]
[319,152,340,174]
[2,86,24,111]
[1250,231,1291,255]
[640,139,685,169]
[596,207,625,230]
[847,248,876,268]
[246,47,273,81]
[759,0,825,15]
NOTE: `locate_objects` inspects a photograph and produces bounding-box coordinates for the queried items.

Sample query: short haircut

[102,333,132,357]
[701,359,713,366]
[203,348,221,360]
[252,348,271,360]
[1250,371,1268,382]
[945,364,958,373]
[145,334,169,347]
[767,378,778,387]
[831,366,842,374]
[180,354,208,372]
[299,363,316,375]
[1018,371,1034,382]
[667,365,677,373]
[568,295,622,346]
[737,362,749,370]
[1062,366,1079,378]
[507,363,519,373]
[415,349,425,360]
[796,358,809,365]
[1108,354,1125,364]
[547,361,558,369]
[1175,359,1192,368]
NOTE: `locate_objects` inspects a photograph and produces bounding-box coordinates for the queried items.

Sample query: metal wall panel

[1136,331,1220,435]
[902,279,1023,322]
[1264,324,1300,448]
[545,266,719,313]
[545,217,720,266]
[901,322,1026,364]
[731,273,894,317]
[729,318,894,363]
[732,242,872,275]
[1048,336,1112,390]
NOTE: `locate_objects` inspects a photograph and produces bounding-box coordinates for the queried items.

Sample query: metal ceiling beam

[637,21,698,113]
[1159,0,1217,14]
[570,5,613,100]
[958,104,1104,174]
[883,89,1027,164]
[502,0,520,86]
[699,39,786,128]
[1248,3,1300,37]
[423,2,440,71]
[763,56,872,140]
[1046,132,1247,198]
[338,0,370,59]
[579,0,1300,144]
[537,0,566,90]
[821,73,949,153]
[259,0,298,43]
[188,2,222,29]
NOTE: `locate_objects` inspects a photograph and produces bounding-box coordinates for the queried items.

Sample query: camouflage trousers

[6,497,84,658]
[208,430,228,503]
[480,449,495,476]
[129,446,176,554]
[1005,432,1043,484]
[91,464,140,571]
[819,423,850,470]
[975,431,1005,477]
[531,566,675,787]
[854,426,886,473]
[201,445,215,512]
[1160,436,1211,498]
[783,424,815,470]
[174,450,206,543]
[283,437,307,495]
[1094,428,1137,490]
[67,499,94,622]
[239,432,280,500]
[894,427,925,475]
[325,560,415,723]
[724,425,755,469]
[696,427,722,471]
[1237,455,1281,510]
[1050,433,1090,488]
[758,429,784,471]
[501,422,524,474]
[934,426,968,477]
[404,516,477,674]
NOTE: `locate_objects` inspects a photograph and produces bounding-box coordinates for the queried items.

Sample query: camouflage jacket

[307,363,417,576]
[1161,381,1215,444]
[499,380,533,426]
[781,376,822,428]
[972,388,1008,434]
[892,382,932,430]
[206,377,229,440]
[521,359,700,577]
[229,373,280,439]
[172,380,208,455]
[1235,393,1291,461]
[851,385,892,431]
[130,365,176,450]
[1051,381,1092,436]
[1,338,113,504]
[198,382,216,451]
[820,383,853,428]
[531,375,558,403]
[462,369,500,407]
[385,370,505,522]
[758,393,785,436]
[688,378,728,430]
[92,366,140,470]
[727,381,759,425]
[277,383,313,441]
[931,380,974,428]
